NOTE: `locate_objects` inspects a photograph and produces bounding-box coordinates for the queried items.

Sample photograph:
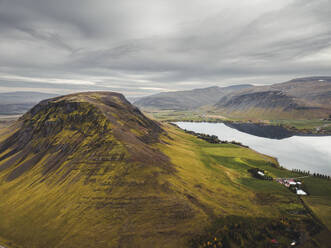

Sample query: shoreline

[168,120,331,138]
[173,121,331,177]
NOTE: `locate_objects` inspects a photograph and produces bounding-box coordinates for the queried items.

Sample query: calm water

[176,122,331,176]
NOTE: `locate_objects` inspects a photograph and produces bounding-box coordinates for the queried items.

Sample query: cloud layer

[1,0,330,96]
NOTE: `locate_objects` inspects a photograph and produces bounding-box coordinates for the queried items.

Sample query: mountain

[0,92,178,247]
[0,92,58,115]
[215,77,331,119]
[134,85,253,110]
[135,77,331,120]
[0,92,330,248]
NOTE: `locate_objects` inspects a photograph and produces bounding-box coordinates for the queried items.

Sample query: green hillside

[0,92,330,248]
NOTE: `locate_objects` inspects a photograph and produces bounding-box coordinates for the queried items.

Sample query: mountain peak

[0,91,168,182]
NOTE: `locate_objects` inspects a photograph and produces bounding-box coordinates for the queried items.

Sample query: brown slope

[0,92,209,247]
[0,92,169,181]
[215,77,331,119]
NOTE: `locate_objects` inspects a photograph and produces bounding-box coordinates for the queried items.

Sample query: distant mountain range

[135,77,331,119]
[0,92,58,115]
[134,84,253,110]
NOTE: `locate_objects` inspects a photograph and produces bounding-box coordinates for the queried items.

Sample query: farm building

[296,189,307,195]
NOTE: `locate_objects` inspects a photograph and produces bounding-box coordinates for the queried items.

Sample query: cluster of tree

[228,140,249,148]
[291,169,311,175]
[312,173,331,180]
[183,129,249,148]
[196,133,221,144]
[292,169,331,180]
[248,168,273,180]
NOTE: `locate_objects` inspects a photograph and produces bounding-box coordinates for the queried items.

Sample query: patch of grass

[303,197,331,230]
[270,119,331,130]
[302,177,331,197]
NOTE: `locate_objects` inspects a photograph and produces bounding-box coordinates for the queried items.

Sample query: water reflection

[175,122,331,175]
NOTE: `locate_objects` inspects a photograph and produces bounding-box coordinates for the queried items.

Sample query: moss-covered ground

[0,108,330,247]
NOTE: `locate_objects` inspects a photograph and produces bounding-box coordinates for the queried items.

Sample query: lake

[175,122,331,176]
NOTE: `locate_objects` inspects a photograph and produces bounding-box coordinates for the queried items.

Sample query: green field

[159,125,331,247]
[269,119,331,132]
[0,121,330,247]
[144,109,331,135]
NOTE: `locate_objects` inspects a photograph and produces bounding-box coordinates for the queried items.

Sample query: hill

[0,92,330,248]
[0,92,58,115]
[134,85,252,110]
[215,77,331,120]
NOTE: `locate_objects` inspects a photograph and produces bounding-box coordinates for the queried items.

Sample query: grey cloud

[0,0,330,96]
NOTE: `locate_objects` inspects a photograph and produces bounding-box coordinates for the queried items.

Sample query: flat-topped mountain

[0,92,180,247]
[134,85,253,110]
[0,92,166,181]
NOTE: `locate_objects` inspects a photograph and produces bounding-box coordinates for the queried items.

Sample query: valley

[143,109,331,137]
[136,77,331,136]
[2,1,331,247]
[0,92,330,247]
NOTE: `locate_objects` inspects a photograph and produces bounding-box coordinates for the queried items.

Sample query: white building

[257,171,265,176]
[296,189,307,195]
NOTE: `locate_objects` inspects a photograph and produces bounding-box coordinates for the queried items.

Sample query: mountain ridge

[0,92,59,115]
[134,84,253,110]
[215,77,331,119]
[135,77,331,120]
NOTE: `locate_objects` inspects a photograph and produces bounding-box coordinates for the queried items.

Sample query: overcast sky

[0,0,330,97]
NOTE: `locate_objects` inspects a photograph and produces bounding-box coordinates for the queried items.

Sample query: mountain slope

[0,92,330,247]
[0,92,182,247]
[135,77,331,120]
[0,92,58,115]
[215,77,331,119]
[134,85,252,110]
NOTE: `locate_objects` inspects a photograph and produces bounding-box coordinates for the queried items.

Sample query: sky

[0,0,330,97]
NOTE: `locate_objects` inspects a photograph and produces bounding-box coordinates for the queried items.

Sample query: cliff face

[0,92,168,182]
